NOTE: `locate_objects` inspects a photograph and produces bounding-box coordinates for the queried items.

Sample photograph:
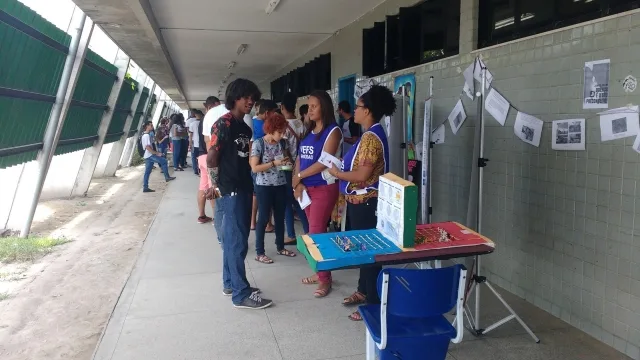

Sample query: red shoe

[197,216,212,224]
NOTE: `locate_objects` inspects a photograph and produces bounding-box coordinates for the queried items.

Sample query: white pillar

[101,73,149,177]
[70,51,130,197]
[19,13,94,237]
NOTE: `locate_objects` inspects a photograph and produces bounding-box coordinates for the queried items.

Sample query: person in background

[280,92,309,245]
[329,85,395,321]
[180,115,190,169]
[299,104,309,127]
[206,78,272,309]
[186,110,197,129]
[250,100,278,232]
[251,99,265,139]
[189,110,204,175]
[293,90,343,298]
[170,113,187,171]
[141,121,175,193]
[250,112,297,263]
[156,117,170,157]
[338,100,362,156]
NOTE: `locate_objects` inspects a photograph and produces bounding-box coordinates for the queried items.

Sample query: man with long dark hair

[206,78,272,309]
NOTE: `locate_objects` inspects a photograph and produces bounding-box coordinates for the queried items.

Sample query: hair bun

[369,85,397,116]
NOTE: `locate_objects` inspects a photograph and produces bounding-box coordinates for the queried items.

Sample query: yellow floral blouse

[345,132,385,204]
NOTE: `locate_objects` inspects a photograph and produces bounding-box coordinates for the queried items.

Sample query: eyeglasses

[354,104,365,110]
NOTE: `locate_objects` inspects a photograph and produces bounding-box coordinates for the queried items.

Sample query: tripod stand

[464,65,539,343]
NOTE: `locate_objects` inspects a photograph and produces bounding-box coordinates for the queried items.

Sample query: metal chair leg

[366,328,376,360]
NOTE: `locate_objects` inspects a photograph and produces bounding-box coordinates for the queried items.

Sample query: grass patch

[0,292,9,301]
[0,236,69,263]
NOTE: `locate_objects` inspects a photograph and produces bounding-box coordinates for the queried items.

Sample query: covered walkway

[92,174,628,360]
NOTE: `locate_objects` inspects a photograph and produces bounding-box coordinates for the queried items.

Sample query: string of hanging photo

[433,56,640,153]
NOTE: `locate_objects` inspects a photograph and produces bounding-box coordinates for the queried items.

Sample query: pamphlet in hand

[298,189,312,210]
[318,151,343,169]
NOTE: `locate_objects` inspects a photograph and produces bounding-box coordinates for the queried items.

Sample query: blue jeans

[158,141,168,157]
[181,139,189,167]
[191,147,200,174]
[255,185,286,255]
[220,191,252,304]
[284,171,309,238]
[143,155,171,189]
[171,140,182,169]
[214,197,224,245]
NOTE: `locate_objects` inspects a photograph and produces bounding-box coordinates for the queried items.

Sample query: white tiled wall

[277,2,640,358]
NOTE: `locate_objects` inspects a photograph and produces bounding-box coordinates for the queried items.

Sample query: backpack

[137,133,145,157]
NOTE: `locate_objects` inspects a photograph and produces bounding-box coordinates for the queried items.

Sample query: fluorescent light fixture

[227,61,236,69]
[237,44,248,55]
[265,0,280,15]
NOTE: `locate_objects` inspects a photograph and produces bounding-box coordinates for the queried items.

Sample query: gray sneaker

[222,287,260,296]
[234,292,273,309]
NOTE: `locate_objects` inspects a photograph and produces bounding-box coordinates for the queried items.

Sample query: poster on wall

[447,99,467,135]
[598,106,639,141]
[485,88,510,126]
[633,134,640,154]
[514,111,543,147]
[583,59,610,109]
[552,119,585,151]
[394,73,416,143]
[354,78,377,100]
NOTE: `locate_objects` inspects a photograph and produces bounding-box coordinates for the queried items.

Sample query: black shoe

[143,188,155,193]
[223,287,260,296]
[234,292,273,309]
[166,177,176,182]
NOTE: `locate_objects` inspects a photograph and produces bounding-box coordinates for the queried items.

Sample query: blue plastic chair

[358,264,467,360]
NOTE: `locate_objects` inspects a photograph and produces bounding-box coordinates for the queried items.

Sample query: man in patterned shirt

[206,78,273,309]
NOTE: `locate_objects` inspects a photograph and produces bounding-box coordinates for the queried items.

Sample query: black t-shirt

[197,120,206,153]
[347,117,362,138]
[211,113,253,195]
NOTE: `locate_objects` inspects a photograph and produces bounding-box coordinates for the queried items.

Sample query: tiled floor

[92,175,632,360]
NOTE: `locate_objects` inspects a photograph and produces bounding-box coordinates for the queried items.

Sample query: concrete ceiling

[72,0,387,109]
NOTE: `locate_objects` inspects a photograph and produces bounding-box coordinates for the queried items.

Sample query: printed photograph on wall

[447,99,467,135]
[394,73,416,143]
[514,111,543,147]
[599,106,640,141]
[583,59,610,109]
[552,119,585,151]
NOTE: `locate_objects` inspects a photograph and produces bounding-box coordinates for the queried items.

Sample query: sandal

[348,311,363,321]
[343,291,366,306]
[301,275,319,285]
[284,237,297,246]
[255,255,274,264]
[314,283,332,298]
[277,249,296,257]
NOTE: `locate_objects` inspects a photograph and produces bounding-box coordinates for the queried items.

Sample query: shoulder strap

[286,122,300,142]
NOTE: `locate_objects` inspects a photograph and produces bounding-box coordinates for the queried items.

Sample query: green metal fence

[0,0,69,168]
[56,51,118,155]
[128,86,149,134]
[103,79,138,144]
[0,0,118,169]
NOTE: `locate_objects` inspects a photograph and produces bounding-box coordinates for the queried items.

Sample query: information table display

[297,221,495,272]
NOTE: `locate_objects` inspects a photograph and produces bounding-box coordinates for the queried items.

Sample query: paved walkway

[93,174,629,360]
